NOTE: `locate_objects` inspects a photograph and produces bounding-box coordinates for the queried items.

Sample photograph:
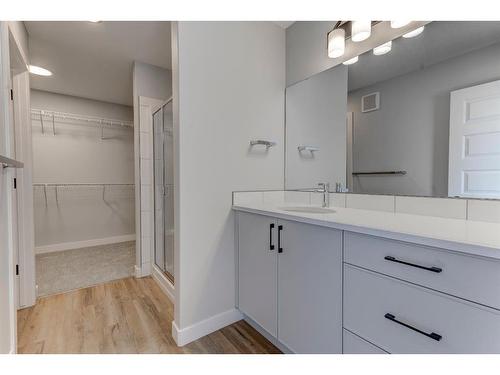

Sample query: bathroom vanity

[232,192,500,354]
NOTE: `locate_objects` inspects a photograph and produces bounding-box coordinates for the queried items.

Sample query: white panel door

[278,219,343,353]
[238,212,278,337]
[449,80,500,198]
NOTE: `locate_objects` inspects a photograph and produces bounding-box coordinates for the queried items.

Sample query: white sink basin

[279,206,336,214]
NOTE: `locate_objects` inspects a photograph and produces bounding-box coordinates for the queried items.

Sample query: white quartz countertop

[233,202,500,260]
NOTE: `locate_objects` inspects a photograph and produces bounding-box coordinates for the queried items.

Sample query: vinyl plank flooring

[18,276,281,354]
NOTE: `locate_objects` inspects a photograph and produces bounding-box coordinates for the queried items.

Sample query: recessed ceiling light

[402,26,424,38]
[343,56,359,65]
[391,21,411,28]
[373,41,392,56]
[29,65,52,76]
[351,21,371,42]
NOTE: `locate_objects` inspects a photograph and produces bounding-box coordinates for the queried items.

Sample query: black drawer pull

[269,223,275,250]
[384,256,442,273]
[278,225,283,253]
[384,313,442,341]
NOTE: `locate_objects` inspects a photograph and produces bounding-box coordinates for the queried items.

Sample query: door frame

[135,96,166,278]
[7,25,36,310]
[152,98,174,283]
[0,20,33,354]
[346,112,354,192]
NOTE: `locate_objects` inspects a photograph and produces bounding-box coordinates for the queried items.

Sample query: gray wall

[348,42,500,197]
[286,21,338,87]
[286,65,347,189]
[174,21,285,333]
[133,61,172,102]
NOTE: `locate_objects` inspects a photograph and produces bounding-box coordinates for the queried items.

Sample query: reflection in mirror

[286,21,500,199]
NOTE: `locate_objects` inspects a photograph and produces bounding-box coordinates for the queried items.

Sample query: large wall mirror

[285,21,500,199]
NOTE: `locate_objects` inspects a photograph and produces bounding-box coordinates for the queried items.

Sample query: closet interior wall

[31,90,135,252]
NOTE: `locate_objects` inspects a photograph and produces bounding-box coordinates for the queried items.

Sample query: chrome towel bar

[298,145,320,152]
[250,140,276,148]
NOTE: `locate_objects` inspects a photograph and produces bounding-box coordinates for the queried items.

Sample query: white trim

[0,21,18,355]
[151,264,175,303]
[35,234,135,254]
[134,265,143,278]
[13,71,36,309]
[172,309,243,347]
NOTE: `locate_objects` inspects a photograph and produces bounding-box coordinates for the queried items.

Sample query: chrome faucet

[316,182,330,208]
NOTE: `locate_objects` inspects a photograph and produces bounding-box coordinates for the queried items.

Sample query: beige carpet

[36,241,135,297]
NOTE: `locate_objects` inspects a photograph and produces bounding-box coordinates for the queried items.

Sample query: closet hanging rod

[33,183,134,186]
[31,109,134,128]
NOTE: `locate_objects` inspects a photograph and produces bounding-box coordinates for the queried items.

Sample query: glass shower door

[153,100,174,283]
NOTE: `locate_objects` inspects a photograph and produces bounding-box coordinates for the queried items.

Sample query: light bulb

[351,21,371,42]
[391,21,411,28]
[29,65,52,76]
[328,28,345,58]
[403,26,424,38]
[373,41,392,56]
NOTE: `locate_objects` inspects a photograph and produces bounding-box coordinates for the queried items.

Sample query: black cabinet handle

[384,256,442,273]
[269,223,275,250]
[384,313,442,341]
[278,225,283,253]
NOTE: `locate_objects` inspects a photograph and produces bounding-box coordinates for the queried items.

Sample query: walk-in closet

[31,93,136,296]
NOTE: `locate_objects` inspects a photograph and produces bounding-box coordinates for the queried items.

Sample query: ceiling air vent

[361,92,380,113]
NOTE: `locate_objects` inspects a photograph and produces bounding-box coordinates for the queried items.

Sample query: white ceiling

[25,21,171,106]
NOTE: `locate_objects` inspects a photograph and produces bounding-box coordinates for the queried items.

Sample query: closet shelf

[31,108,134,134]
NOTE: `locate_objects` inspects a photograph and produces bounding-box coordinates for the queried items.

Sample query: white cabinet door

[238,212,278,337]
[278,219,343,353]
[449,80,500,198]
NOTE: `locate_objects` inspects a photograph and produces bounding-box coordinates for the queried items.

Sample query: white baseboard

[172,308,243,346]
[151,264,175,303]
[35,234,136,254]
[134,265,143,278]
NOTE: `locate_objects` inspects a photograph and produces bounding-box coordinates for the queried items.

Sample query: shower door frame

[152,98,174,284]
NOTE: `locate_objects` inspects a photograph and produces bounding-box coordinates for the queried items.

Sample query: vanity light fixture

[28,65,53,76]
[402,26,424,38]
[390,21,411,28]
[373,41,392,56]
[351,21,371,42]
[343,56,359,65]
[327,28,346,58]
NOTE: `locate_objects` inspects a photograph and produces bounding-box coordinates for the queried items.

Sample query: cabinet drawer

[343,329,387,354]
[344,264,500,353]
[344,232,500,310]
